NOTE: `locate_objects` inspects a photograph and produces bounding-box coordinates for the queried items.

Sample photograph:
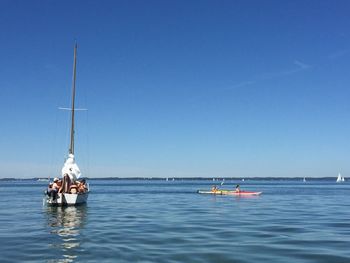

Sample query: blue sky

[1,0,350,178]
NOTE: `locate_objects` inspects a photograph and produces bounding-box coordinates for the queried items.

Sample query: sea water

[0,178,349,263]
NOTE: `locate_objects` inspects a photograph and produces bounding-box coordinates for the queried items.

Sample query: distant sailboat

[45,43,89,206]
[336,173,345,183]
[303,177,306,182]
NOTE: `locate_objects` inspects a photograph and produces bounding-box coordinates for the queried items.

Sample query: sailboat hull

[45,192,89,206]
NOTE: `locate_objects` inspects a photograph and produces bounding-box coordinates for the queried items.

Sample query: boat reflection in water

[45,205,87,262]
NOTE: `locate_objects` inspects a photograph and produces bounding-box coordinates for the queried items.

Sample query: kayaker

[235,184,241,193]
[211,185,218,192]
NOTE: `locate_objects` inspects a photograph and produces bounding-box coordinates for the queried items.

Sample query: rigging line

[64,109,71,159]
[83,76,90,179]
[86,108,91,178]
[49,106,59,180]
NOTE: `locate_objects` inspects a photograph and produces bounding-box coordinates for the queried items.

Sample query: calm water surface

[0,179,350,263]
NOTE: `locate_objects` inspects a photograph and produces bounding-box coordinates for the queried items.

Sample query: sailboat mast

[69,43,77,155]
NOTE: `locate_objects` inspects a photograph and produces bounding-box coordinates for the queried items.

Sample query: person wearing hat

[48,178,61,200]
[52,178,61,189]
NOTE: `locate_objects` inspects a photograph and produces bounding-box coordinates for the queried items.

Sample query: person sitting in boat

[47,178,61,200]
[235,184,241,193]
[46,183,53,196]
[211,185,218,192]
[59,173,72,193]
[77,179,87,193]
[69,183,79,194]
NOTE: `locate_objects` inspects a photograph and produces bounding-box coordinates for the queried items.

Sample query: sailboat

[336,173,345,183]
[45,43,89,206]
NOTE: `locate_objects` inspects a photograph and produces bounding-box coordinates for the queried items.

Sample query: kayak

[197,190,262,196]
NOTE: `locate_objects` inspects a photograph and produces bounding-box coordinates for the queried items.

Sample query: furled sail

[61,153,81,181]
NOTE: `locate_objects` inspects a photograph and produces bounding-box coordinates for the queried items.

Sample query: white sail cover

[61,154,81,181]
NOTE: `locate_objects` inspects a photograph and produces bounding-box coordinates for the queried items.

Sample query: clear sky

[1,0,350,178]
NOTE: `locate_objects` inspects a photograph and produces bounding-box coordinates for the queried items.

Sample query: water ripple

[1,179,350,262]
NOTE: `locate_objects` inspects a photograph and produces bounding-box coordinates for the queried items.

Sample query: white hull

[45,191,89,206]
